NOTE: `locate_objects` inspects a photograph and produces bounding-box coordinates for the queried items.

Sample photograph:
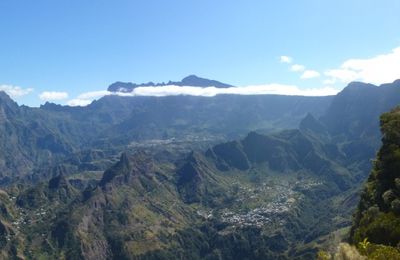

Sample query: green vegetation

[0,80,399,259]
[0,126,368,259]
[354,238,400,259]
[313,107,400,260]
[351,107,400,247]
[0,89,336,185]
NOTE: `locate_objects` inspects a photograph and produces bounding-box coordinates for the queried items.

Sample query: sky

[1,0,400,107]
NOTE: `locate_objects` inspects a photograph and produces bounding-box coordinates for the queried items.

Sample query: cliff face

[351,107,400,246]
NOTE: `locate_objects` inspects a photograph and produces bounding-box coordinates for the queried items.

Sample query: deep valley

[1,77,400,259]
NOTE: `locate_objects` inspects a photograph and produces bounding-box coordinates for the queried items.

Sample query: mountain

[0,78,400,258]
[1,78,398,185]
[98,94,333,145]
[107,75,234,92]
[321,80,400,140]
[22,153,200,259]
[314,80,400,179]
[0,189,23,259]
[351,107,400,246]
[177,151,229,205]
[0,90,334,185]
[0,126,363,259]
[0,92,76,185]
[299,113,327,135]
[205,130,352,188]
[16,173,78,209]
[40,90,333,148]
[318,107,400,259]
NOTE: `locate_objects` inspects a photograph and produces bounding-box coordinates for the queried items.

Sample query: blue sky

[1,0,400,106]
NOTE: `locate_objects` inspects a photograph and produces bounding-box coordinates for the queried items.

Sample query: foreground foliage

[351,107,400,246]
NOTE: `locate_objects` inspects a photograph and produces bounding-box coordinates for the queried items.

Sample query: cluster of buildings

[220,178,323,228]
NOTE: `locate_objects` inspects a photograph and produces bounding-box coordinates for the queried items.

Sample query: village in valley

[198,176,323,231]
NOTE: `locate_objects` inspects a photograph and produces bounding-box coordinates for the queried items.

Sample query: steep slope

[314,80,400,179]
[174,130,359,259]
[0,173,80,259]
[177,151,228,205]
[1,78,399,186]
[319,107,400,259]
[44,153,199,259]
[53,137,351,259]
[0,89,334,184]
[0,189,24,259]
[0,121,380,259]
[0,92,76,184]
[100,94,333,144]
[351,107,400,246]
[299,113,327,135]
[1,79,400,259]
[205,130,352,191]
[16,173,78,209]
[321,80,400,141]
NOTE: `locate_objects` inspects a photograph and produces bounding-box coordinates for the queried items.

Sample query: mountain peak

[0,91,19,118]
[179,75,233,88]
[340,81,377,94]
[321,79,400,138]
[0,91,9,99]
[392,79,400,85]
[299,113,326,133]
[48,173,69,190]
[99,151,154,187]
[182,74,199,81]
[107,75,233,92]
[0,91,17,106]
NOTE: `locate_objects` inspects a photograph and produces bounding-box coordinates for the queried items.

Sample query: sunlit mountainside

[0,78,400,259]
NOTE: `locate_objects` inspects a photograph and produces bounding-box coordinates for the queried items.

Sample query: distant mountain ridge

[0,90,334,185]
[321,80,400,139]
[107,75,234,92]
[1,79,400,185]
[1,79,400,259]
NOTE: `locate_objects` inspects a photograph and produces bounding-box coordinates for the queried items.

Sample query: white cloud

[323,78,336,85]
[325,46,400,85]
[66,99,92,107]
[76,90,110,99]
[0,84,33,98]
[301,70,320,79]
[39,91,69,101]
[290,64,306,72]
[280,55,292,64]
[66,90,112,106]
[132,84,338,97]
[66,84,339,106]
[325,69,359,83]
